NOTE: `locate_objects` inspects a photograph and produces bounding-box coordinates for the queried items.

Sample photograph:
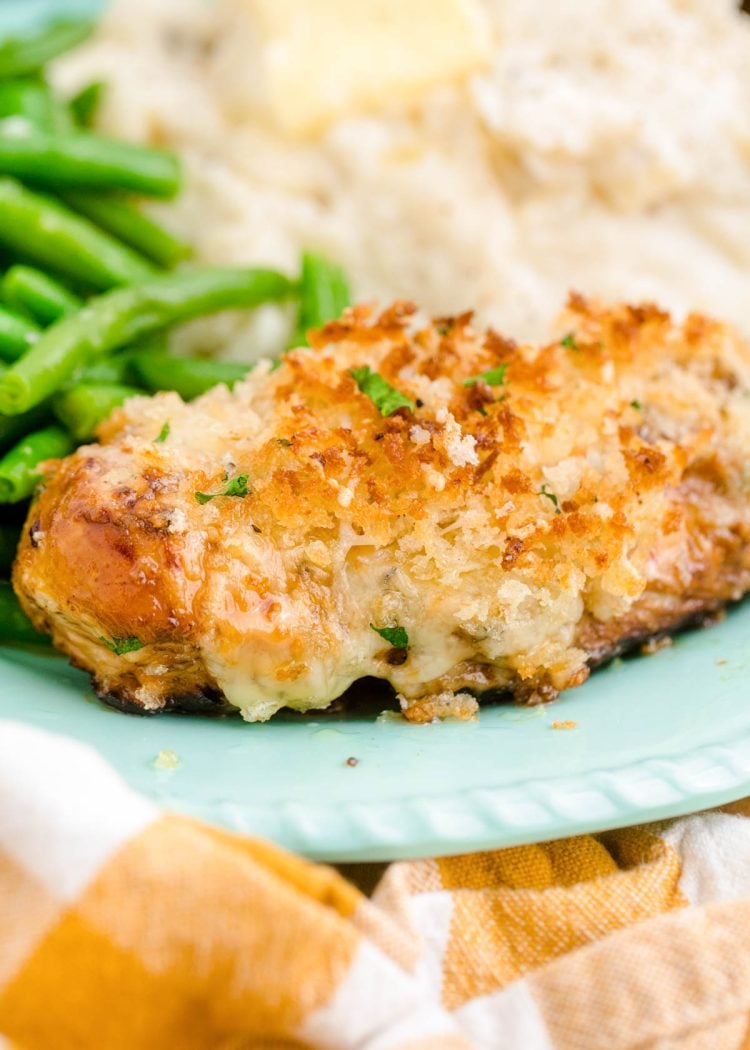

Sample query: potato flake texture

[13,297,750,721]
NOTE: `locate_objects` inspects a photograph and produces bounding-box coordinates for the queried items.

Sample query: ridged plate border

[2,590,750,862]
[157,735,750,861]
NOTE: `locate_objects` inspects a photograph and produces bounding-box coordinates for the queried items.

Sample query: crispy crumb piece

[399,690,479,723]
[641,636,673,655]
[551,720,577,730]
[345,756,359,767]
[716,658,728,666]
[152,748,181,770]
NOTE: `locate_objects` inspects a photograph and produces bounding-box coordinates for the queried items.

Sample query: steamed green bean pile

[0,17,351,647]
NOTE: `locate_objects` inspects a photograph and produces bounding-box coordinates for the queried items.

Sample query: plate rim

[3,634,750,861]
[154,726,750,861]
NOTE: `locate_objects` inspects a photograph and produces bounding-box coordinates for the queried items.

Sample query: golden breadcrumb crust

[13,296,750,721]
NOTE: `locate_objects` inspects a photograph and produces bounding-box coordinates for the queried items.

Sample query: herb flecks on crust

[15,295,750,725]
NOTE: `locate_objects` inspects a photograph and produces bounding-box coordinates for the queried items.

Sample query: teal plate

[2,0,750,861]
[2,604,750,861]
[0,0,100,33]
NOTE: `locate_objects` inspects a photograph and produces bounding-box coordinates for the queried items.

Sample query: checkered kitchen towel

[1,719,750,1049]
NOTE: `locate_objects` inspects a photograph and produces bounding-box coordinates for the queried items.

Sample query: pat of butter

[236,0,491,135]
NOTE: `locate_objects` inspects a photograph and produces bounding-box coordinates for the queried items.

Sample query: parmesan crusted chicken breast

[13,297,750,722]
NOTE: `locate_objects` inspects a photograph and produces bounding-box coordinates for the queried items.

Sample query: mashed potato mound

[52,0,750,356]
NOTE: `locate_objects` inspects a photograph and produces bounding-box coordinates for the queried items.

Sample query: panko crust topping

[14,296,750,721]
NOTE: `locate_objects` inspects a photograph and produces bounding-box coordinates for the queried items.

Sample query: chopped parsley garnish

[370,623,409,649]
[350,366,414,417]
[155,421,170,443]
[224,474,250,497]
[561,332,580,351]
[630,400,642,410]
[100,635,144,656]
[463,364,507,388]
[277,437,292,447]
[540,484,561,514]
[195,473,250,505]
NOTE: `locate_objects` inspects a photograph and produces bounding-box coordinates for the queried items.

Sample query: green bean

[0,355,52,454]
[61,191,191,268]
[290,250,351,347]
[130,351,252,401]
[76,350,136,386]
[0,129,180,198]
[0,266,294,415]
[0,581,48,646]
[0,20,94,80]
[53,382,142,441]
[0,424,73,503]
[0,79,72,137]
[69,80,105,128]
[2,265,81,325]
[73,336,167,385]
[0,305,39,362]
[0,179,154,291]
[0,523,19,573]
[0,68,73,135]
[0,402,50,452]
[0,78,58,131]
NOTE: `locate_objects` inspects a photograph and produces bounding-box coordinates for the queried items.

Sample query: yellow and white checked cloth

[2,719,750,1049]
